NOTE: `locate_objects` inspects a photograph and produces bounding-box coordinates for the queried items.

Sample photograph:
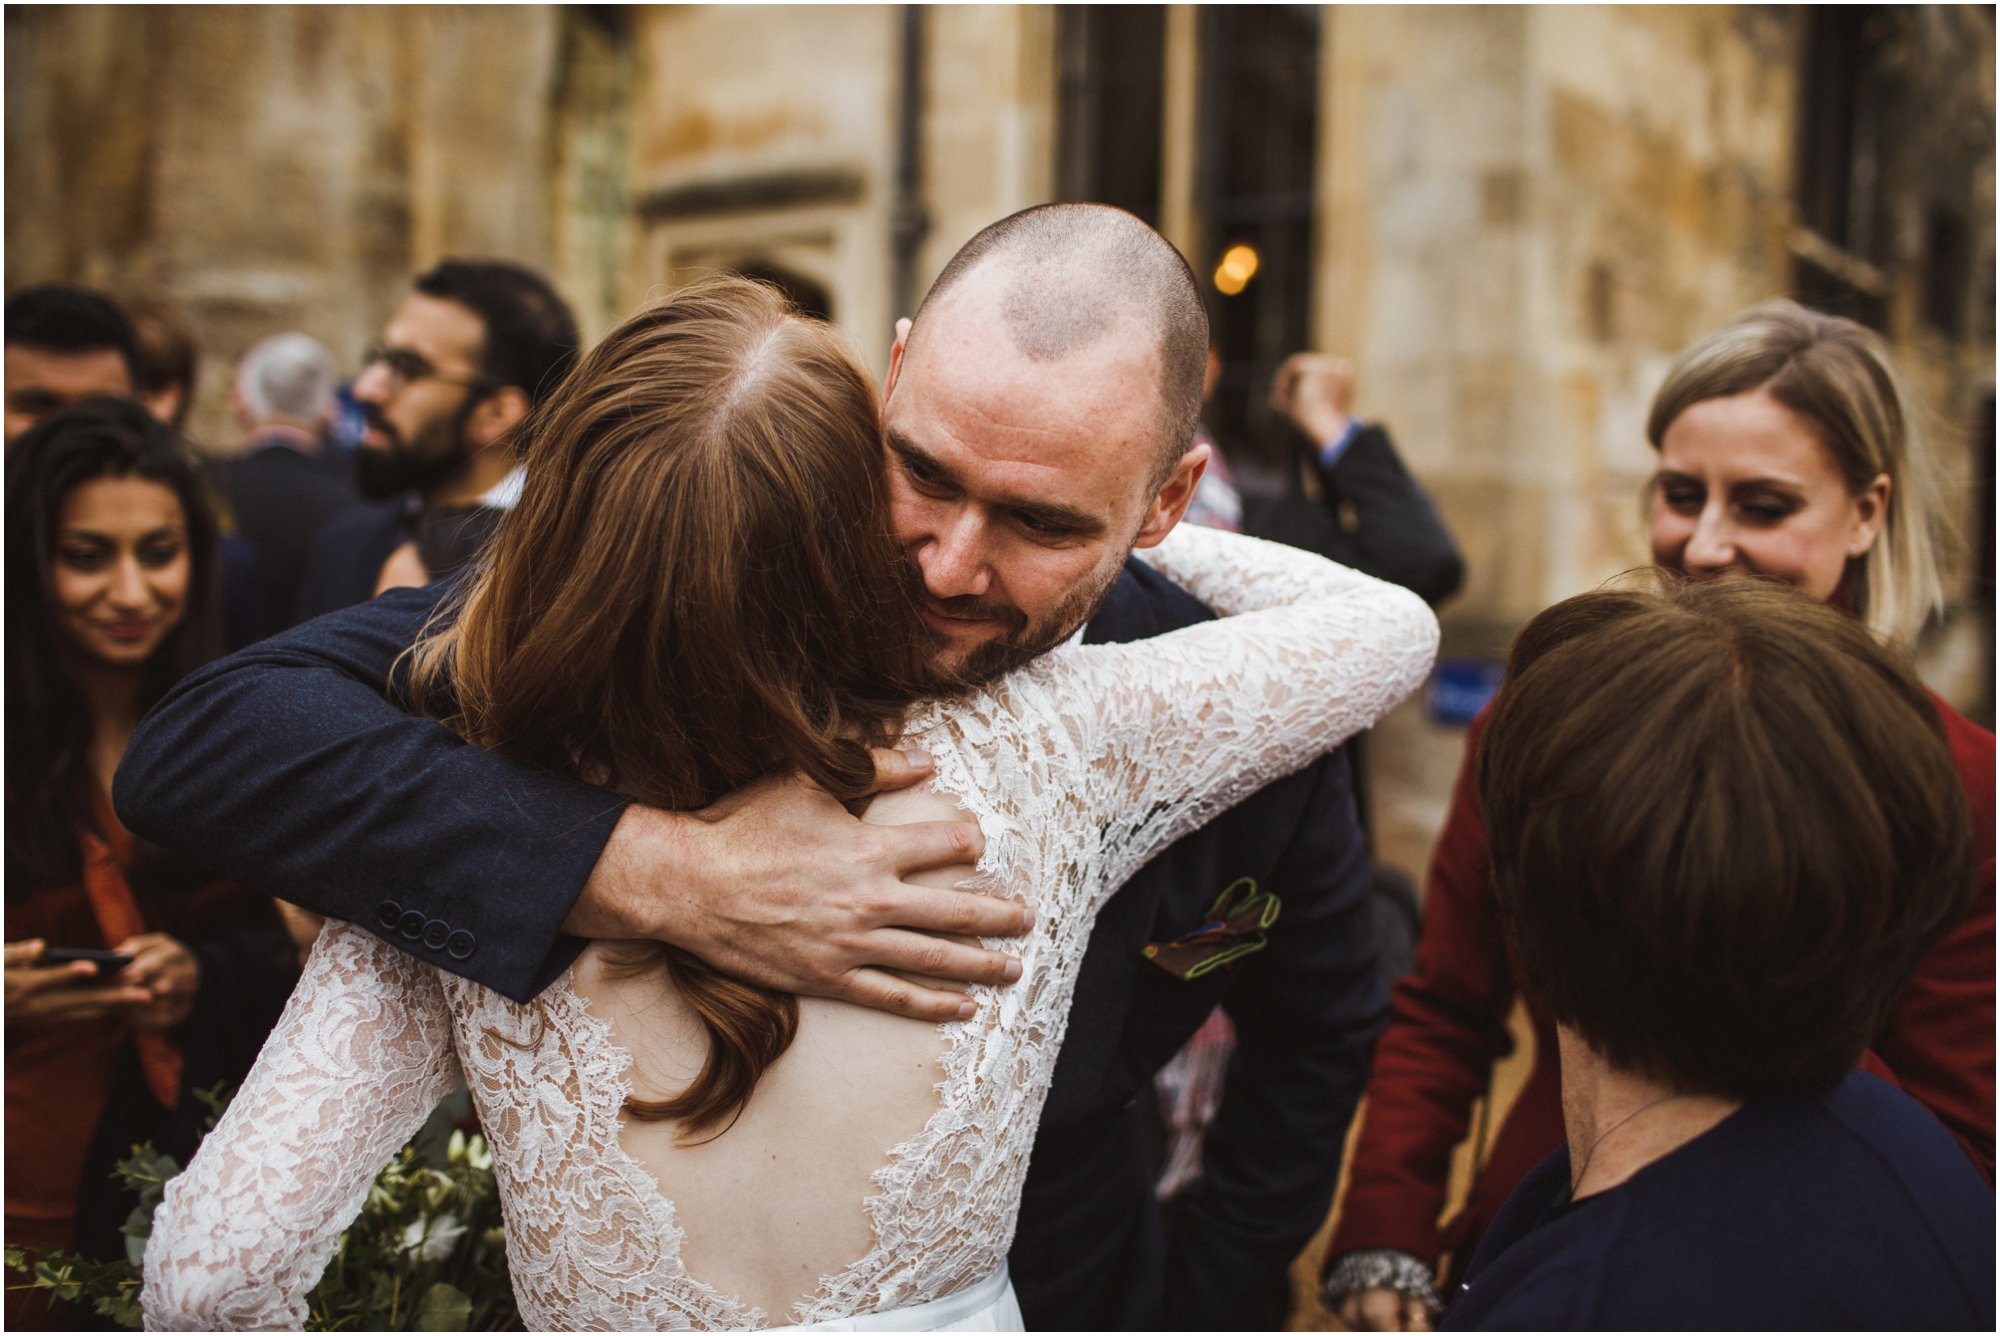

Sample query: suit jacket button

[397,909,427,941]
[376,899,403,929]
[445,929,477,960]
[422,919,450,950]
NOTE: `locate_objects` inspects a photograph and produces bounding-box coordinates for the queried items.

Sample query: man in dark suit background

[1248,351,1463,853]
[117,204,1397,1328]
[1256,352,1463,610]
[213,333,357,642]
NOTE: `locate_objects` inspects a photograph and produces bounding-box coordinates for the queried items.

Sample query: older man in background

[213,333,356,642]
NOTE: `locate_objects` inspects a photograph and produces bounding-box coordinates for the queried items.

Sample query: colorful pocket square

[1141,876,1282,980]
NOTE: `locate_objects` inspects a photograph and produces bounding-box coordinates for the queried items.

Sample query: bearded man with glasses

[294,260,580,622]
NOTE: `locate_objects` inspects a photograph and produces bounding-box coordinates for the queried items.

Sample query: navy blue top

[1443,1070,1995,1330]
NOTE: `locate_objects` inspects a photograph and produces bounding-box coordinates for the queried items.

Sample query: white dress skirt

[785,1269,1020,1331]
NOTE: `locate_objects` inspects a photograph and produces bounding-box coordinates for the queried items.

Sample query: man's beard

[913,555,1125,687]
[354,399,477,500]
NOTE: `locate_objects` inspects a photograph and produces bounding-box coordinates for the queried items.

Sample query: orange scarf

[78,795,182,1110]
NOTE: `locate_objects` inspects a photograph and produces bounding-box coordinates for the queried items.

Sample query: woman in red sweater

[1322,300,1995,1330]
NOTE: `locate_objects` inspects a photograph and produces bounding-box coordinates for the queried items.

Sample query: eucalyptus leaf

[416,1281,474,1331]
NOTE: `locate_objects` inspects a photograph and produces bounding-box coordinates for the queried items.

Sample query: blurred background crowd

[5,4,1994,1330]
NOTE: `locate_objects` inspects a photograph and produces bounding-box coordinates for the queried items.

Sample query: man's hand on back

[564,747,1025,1021]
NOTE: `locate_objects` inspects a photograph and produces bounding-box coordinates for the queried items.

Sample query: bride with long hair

[141,276,1435,1331]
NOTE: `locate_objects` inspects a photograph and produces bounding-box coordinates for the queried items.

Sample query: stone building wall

[5,6,585,450]
[624,5,898,368]
[1302,0,1991,950]
[915,6,1060,305]
[621,5,1059,378]
[7,3,1991,637]
[558,3,1991,680]
[1316,6,1836,638]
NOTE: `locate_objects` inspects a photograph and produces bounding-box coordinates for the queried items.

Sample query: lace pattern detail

[142,526,1437,1330]
[142,928,464,1330]
[440,970,765,1329]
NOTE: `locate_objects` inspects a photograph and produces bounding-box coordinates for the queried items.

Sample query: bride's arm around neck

[1047,522,1438,901]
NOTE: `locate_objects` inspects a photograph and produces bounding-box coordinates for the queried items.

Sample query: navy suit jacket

[1242,423,1463,609]
[1012,558,1385,1329]
[116,557,1384,1329]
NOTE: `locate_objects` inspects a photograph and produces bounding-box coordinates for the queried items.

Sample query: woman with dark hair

[142,277,1436,1330]
[1323,299,1994,1329]
[4,398,299,1324]
[1443,578,1992,1328]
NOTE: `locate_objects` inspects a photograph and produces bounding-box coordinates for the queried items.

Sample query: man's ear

[467,385,532,448]
[1133,441,1210,549]
[883,317,913,403]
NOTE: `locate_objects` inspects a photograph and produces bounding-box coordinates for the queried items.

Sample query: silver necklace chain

[1570,1091,1686,1193]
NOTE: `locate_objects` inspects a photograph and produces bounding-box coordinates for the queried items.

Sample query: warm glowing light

[1212,243,1261,295]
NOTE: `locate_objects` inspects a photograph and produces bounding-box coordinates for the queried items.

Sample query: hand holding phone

[5,938,154,1026]
[38,947,138,971]
[114,933,201,1031]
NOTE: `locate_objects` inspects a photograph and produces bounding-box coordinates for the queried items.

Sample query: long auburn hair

[408,276,936,1138]
[5,397,223,890]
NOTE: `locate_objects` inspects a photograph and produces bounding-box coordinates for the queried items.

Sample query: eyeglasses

[360,343,496,394]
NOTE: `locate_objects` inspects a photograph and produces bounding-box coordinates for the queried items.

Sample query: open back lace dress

[142,525,1436,1331]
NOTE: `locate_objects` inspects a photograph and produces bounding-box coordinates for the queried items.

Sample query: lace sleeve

[142,921,463,1331]
[1065,523,1436,899]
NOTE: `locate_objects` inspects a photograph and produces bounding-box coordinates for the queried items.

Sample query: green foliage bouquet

[6,1089,519,1330]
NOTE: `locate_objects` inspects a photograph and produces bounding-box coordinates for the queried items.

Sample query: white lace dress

[141,526,1437,1331]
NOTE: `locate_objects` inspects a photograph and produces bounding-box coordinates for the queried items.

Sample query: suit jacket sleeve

[1163,748,1389,1329]
[113,585,625,1003]
[1316,424,1464,608]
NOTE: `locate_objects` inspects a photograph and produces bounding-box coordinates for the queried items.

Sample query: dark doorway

[1793,5,1896,329]
[1056,5,1167,226]
[1193,4,1321,472]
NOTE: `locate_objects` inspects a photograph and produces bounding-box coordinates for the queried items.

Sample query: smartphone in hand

[38,947,136,974]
